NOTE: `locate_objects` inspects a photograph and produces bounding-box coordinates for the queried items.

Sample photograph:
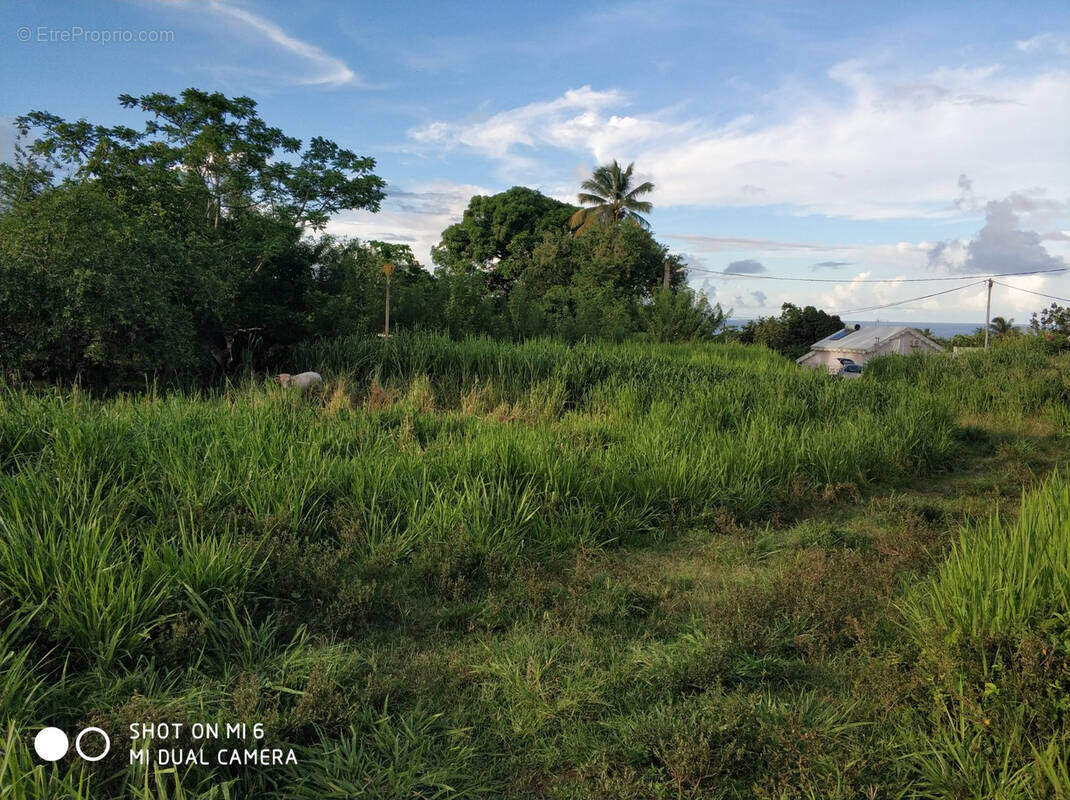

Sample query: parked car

[836,363,864,378]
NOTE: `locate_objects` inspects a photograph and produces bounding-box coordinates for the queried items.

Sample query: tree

[525,220,672,299]
[432,187,576,292]
[1030,303,1070,349]
[989,316,1016,336]
[639,287,727,342]
[503,221,676,342]
[0,180,198,381]
[1030,304,1070,336]
[739,303,844,360]
[3,89,385,378]
[307,238,433,340]
[570,160,654,234]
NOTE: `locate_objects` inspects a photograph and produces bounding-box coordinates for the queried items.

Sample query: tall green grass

[903,472,1070,645]
[0,332,1062,797]
[866,335,1070,425]
[899,472,1070,799]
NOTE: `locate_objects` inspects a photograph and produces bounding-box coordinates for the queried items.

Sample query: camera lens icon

[34,727,111,762]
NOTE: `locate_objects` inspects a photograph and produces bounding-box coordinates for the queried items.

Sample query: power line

[993,281,1070,304]
[686,265,1070,284]
[830,281,985,316]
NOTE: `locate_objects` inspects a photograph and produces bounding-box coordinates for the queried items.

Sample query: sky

[1,0,1068,324]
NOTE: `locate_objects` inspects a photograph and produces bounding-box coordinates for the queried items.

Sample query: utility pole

[662,258,672,291]
[983,278,993,350]
[381,261,394,338]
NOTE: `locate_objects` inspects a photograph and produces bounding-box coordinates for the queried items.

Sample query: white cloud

[1016,33,1070,56]
[684,228,1069,321]
[646,62,1068,218]
[928,194,1067,274]
[408,59,1069,220]
[668,234,846,253]
[177,2,359,87]
[325,181,491,267]
[408,86,687,175]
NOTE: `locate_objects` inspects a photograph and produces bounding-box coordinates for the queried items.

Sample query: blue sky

[2,0,1068,323]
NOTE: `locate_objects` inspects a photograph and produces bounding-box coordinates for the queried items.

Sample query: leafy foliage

[1031,302,1070,349]
[639,287,728,342]
[570,160,655,233]
[0,89,385,380]
[432,186,575,292]
[734,302,845,360]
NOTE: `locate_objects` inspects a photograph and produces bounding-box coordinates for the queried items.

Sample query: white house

[796,326,944,373]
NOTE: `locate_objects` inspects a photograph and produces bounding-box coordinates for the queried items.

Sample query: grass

[0,332,1067,798]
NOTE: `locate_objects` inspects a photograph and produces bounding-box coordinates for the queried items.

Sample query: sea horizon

[724,318,1029,338]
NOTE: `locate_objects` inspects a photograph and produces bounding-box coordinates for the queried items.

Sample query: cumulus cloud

[409,57,1069,219]
[928,195,1067,274]
[407,86,682,174]
[724,259,767,274]
[952,173,980,212]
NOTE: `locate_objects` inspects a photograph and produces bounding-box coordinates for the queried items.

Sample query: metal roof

[810,326,924,352]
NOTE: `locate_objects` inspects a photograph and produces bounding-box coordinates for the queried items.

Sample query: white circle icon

[75,727,111,762]
[34,727,69,761]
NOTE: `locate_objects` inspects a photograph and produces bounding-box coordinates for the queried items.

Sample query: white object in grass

[274,372,323,392]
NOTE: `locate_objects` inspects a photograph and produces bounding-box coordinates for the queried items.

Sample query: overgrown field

[1,334,1068,798]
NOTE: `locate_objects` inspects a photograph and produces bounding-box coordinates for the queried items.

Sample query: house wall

[800,350,846,372]
[802,331,939,373]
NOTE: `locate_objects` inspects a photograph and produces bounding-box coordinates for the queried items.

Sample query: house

[796,325,944,373]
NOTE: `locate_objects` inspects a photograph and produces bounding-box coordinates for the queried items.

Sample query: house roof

[807,326,944,354]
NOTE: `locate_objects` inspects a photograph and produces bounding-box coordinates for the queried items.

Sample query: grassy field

[1,333,1068,798]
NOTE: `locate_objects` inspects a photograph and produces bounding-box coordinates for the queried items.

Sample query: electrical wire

[686,265,1070,284]
[993,281,1070,304]
[830,281,986,316]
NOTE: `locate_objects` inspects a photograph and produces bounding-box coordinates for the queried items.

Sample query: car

[836,363,864,378]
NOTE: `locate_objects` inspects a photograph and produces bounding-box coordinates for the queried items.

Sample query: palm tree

[570,160,654,235]
[989,316,1015,336]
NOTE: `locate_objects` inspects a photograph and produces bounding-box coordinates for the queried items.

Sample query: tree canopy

[0,89,386,379]
[432,186,576,291]
[736,303,845,360]
[570,160,655,234]
[1030,303,1070,348]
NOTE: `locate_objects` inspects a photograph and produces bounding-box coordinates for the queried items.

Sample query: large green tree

[1,89,385,378]
[0,180,199,381]
[570,160,655,234]
[432,186,576,292]
[525,220,671,298]
[510,218,680,341]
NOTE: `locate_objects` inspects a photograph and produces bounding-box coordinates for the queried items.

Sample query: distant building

[796,326,944,372]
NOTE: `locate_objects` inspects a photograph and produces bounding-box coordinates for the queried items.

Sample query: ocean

[724,319,1014,338]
